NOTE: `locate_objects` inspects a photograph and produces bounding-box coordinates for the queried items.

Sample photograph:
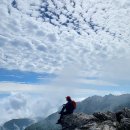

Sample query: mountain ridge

[0,118,34,130]
[25,94,130,130]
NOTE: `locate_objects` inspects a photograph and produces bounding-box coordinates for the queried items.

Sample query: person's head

[66,96,71,101]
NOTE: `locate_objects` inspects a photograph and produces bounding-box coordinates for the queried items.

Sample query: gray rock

[61,109,130,130]
[93,111,116,121]
[120,118,130,130]
[61,113,117,130]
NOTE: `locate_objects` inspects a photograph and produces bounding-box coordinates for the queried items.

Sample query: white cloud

[0,0,129,77]
[100,57,130,83]
[78,79,118,87]
[0,92,56,125]
[0,81,124,124]
[59,14,67,23]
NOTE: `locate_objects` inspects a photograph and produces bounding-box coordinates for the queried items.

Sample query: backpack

[72,100,76,109]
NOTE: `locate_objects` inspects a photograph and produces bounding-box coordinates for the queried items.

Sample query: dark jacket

[65,100,74,113]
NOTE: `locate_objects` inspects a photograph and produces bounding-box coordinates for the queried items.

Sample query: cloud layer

[0,92,58,125]
[0,82,124,125]
[0,0,130,76]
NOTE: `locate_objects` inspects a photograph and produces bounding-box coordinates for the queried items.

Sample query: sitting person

[56,96,76,124]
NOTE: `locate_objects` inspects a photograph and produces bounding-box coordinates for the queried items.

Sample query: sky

[0,0,130,124]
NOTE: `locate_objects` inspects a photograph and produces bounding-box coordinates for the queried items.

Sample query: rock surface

[61,108,130,130]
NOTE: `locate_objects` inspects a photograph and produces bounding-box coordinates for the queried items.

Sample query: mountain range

[25,94,130,130]
[0,118,34,130]
[1,94,130,130]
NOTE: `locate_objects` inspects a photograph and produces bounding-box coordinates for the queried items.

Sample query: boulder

[61,108,130,130]
[61,113,117,130]
[120,118,130,130]
[61,113,97,130]
[93,111,116,121]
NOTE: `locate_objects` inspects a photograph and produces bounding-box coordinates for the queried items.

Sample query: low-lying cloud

[0,78,124,125]
[0,92,61,125]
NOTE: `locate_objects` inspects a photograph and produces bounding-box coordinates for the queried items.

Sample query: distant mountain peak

[2,118,34,130]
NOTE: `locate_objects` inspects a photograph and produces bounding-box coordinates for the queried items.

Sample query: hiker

[56,96,76,124]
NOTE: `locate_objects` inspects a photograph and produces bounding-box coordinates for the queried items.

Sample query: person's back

[56,96,76,124]
[65,99,74,113]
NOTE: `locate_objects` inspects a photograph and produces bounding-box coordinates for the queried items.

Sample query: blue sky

[0,68,56,84]
[0,67,130,95]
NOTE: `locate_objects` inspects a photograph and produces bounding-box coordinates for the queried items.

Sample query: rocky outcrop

[61,108,130,130]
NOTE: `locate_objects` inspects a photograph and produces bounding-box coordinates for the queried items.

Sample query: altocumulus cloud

[0,0,130,76]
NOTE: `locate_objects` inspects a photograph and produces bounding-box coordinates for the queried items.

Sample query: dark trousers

[57,106,73,123]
